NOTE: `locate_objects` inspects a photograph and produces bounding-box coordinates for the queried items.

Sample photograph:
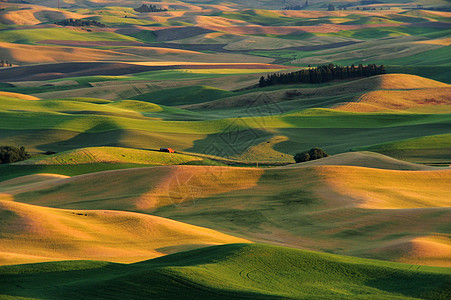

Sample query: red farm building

[160,147,175,153]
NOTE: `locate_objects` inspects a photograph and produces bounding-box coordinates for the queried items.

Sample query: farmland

[0,0,450,298]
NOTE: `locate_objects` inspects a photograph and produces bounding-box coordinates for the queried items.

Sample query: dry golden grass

[370,235,451,267]
[151,11,187,18]
[5,163,450,266]
[115,47,273,64]
[420,10,451,17]
[400,236,451,267]
[335,87,451,112]
[0,174,69,194]
[0,42,136,64]
[375,74,449,90]
[204,22,405,35]
[0,6,89,25]
[281,10,403,18]
[194,15,248,27]
[315,166,451,209]
[414,37,451,46]
[0,199,249,266]
[0,8,40,25]
[281,152,439,171]
[187,74,448,110]
[11,166,264,211]
[240,136,292,162]
[333,102,390,112]
[121,46,210,56]
[0,91,39,101]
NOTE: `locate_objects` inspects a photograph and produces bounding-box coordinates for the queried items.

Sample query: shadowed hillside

[1,74,450,164]
[0,244,449,299]
[4,160,450,267]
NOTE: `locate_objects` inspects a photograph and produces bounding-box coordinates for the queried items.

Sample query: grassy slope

[0,244,449,299]
[0,146,207,183]
[0,110,449,162]
[284,151,440,170]
[18,146,202,165]
[0,163,152,182]
[0,5,450,298]
[0,75,450,163]
[386,66,451,84]
[131,85,235,106]
[333,87,451,112]
[356,133,451,164]
[0,199,249,266]
[6,161,450,266]
[0,27,138,44]
[360,134,451,151]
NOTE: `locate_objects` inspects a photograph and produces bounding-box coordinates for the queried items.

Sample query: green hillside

[131,85,235,106]
[18,146,202,165]
[0,73,450,164]
[357,133,451,164]
[1,244,449,299]
[0,27,137,44]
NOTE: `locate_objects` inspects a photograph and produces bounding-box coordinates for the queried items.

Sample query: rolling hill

[0,199,249,266]
[15,146,202,166]
[3,157,450,267]
[0,244,449,299]
[0,1,450,297]
[1,74,450,164]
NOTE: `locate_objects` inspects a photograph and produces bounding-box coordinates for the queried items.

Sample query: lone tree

[294,147,328,163]
[0,146,30,164]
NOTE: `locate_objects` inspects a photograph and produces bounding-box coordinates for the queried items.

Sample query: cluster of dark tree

[134,4,168,13]
[259,64,385,87]
[284,1,308,10]
[360,7,378,10]
[294,147,328,163]
[55,19,106,27]
[0,60,12,67]
[0,146,30,164]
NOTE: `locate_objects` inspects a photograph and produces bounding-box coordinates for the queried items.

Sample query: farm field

[0,0,450,299]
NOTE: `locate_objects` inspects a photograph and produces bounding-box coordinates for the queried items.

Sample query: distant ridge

[186,74,448,110]
[280,151,443,170]
[0,62,291,82]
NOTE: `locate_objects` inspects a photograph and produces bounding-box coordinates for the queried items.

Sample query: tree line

[294,147,329,163]
[259,64,385,87]
[55,19,106,27]
[134,4,168,13]
[284,1,308,10]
